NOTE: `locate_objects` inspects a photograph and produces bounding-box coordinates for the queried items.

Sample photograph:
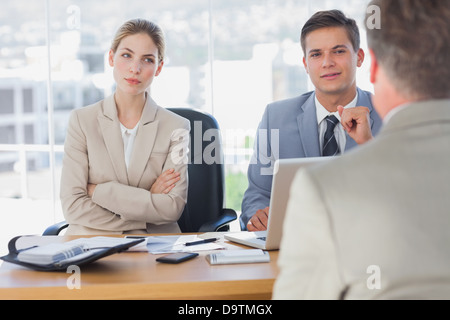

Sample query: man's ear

[356,48,365,67]
[302,56,309,74]
[369,49,378,84]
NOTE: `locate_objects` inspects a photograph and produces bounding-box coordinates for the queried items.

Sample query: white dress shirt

[315,93,358,155]
[120,121,140,170]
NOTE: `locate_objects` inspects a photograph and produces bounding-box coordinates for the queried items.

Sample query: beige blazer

[60,94,190,235]
[274,99,450,299]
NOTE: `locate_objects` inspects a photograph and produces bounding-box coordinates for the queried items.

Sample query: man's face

[303,27,364,100]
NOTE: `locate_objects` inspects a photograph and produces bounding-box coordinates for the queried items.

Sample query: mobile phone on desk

[156,252,199,264]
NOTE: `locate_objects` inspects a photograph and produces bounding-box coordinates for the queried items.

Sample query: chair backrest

[168,108,226,232]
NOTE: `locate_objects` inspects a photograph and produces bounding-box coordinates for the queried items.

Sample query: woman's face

[109,33,163,97]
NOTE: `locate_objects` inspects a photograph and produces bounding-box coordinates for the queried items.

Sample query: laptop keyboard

[257,237,266,241]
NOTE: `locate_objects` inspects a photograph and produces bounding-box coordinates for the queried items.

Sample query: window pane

[0,2,47,146]
[0,89,14,114]
[0,2,51,251]
[49,0,211,146]
[211,0,310,212]
[0,151,21,197]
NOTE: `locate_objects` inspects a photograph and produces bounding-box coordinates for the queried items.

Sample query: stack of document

[126,235,225,254]
[206,249,270,265]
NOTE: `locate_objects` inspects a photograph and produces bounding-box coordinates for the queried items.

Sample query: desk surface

[0,234,279,300]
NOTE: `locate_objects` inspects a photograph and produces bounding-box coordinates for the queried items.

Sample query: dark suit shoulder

[267,91,314,111]
[262,91,315,125]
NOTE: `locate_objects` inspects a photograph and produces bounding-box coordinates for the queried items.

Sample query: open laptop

[225,157,330,250]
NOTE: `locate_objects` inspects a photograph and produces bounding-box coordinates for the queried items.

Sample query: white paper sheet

[126,235,225,254]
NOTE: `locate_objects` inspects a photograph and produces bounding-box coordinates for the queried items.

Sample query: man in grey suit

[241,10,383,230]
[274,0,450,299]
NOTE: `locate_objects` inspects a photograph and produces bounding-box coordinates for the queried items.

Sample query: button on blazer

[60,94,190,235]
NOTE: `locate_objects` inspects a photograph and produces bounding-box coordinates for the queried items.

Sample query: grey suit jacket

[240,88,383,228]
[60,94,190,235]
[274,99,450,299]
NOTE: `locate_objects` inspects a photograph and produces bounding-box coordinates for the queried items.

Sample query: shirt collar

[382,102,411,125]
[120,121,140,137]
[315,92,358,125]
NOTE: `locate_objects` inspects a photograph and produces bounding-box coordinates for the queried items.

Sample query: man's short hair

[366,0,450,100]
[301,9,360,55]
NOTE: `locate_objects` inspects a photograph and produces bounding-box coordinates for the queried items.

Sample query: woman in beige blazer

[60,19,190,235]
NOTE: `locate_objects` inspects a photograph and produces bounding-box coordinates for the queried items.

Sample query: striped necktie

[322,115,340,156]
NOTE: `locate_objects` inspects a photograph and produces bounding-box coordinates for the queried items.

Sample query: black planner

[0,235,144,271]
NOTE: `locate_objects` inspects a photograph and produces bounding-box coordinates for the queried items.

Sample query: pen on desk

[185,238,219,246]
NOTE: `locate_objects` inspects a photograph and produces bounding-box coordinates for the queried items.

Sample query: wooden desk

[0,235,279,300]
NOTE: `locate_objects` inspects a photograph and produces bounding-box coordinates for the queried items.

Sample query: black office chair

[43,107,237,235]
[169,107,237,232]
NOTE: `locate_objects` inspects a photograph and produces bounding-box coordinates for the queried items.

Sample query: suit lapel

[296,93,321,157]
[98,95,129,185]
[127,96,159,187]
